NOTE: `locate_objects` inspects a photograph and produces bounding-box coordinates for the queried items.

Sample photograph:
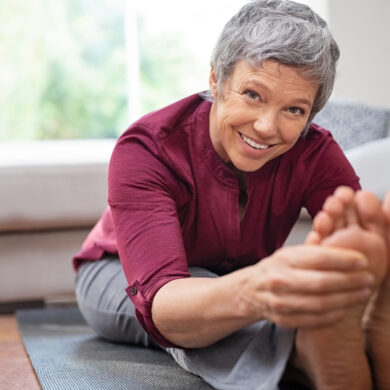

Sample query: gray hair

[204,0,340,133]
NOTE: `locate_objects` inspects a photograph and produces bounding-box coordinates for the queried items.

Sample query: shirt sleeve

[108,130,191,347]
[301,130,361,218]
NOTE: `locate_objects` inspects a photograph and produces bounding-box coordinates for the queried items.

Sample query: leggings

[75,255,296,390]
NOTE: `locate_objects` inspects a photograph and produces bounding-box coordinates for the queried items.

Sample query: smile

[239,133,270,150]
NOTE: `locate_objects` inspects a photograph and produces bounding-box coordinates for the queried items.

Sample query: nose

[253,108,278,137]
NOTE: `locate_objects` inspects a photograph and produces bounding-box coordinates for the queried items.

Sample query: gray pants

[75,256,296,390]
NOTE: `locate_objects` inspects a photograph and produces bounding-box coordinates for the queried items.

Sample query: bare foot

[295,187,387,390]
[363,190,390,389]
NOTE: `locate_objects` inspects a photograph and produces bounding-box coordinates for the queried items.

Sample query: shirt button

[130,287,138,296]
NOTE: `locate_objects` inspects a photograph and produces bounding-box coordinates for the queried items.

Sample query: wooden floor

[0,314,41,390]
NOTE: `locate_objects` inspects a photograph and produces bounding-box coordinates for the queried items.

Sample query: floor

[0,314,41,390]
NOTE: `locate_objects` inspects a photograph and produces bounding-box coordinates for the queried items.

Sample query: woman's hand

[239,245,375,328]
[152,245,375,348]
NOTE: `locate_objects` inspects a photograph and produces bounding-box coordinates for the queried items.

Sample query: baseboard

[0,300,44,314]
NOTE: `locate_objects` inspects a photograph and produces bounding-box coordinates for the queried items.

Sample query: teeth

[240,134,269,150]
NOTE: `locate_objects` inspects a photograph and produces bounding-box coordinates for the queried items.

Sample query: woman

[74,1,390,389]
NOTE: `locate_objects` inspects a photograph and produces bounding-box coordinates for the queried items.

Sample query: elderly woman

[73,1,390,389]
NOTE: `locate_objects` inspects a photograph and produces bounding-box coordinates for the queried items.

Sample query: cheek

[280,120,306,144]
[232,109,254,127]
[217,105,240,136]
[217,113,231,136]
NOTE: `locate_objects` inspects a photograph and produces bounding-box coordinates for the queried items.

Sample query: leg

[294,187,387,390]
[362,191,390,389]
[167,321,296,390]
[75,255,159,347]
[75,256,221,348]
[76,257,296,390]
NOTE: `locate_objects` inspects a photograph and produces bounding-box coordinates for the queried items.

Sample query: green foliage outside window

[0,0,214,141]
[0,0,128,140]
[138,14,196,115]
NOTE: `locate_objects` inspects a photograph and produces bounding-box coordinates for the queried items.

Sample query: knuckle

[311,274,328,290]
[314,299,329,312]
[324,311,344,325]
[270,313,287,327]
[269,295,290,313]
[266,275,286,293]
[273,248,294,265]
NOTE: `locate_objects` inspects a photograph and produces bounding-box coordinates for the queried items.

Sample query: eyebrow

[245,79,314,108]
[291,98,314,108]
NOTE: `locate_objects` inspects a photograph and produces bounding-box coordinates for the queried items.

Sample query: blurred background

[0,0,389,141]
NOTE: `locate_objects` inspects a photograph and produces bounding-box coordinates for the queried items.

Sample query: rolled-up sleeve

[108,130,191,347]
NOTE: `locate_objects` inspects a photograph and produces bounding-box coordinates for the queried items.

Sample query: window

[0,0,128,140]
[132,1,244,120]
[0,0,328,141]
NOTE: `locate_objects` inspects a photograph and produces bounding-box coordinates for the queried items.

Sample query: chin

[231,159,264,173]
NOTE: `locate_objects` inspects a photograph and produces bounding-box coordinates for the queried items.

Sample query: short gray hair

[205,0,340,131]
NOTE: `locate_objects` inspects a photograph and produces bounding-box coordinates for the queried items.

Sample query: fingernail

[360,288,372,299]
[355,254,369,269]
[363,274,375,286]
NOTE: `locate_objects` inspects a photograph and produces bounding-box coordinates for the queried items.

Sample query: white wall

[328,0,390,108]
[297,0,329,22]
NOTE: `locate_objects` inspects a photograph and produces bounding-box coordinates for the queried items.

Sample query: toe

[383,191,390,223]
[323,195,346,230]
[355,191,386,236]
[334,186,359,226]
[305,230,322,245]
[312,210,335,239]
[334,186,355,205]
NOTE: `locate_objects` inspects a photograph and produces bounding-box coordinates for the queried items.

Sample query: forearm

[151,245,374,349]
[151,266,259,348]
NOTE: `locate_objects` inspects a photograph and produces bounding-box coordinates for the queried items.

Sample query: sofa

[0,101,389,308]
[0,139,115,308]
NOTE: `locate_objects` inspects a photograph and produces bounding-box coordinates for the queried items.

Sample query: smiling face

[208,59,319,172]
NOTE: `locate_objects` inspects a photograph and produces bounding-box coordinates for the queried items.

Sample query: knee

[76,288,157,347]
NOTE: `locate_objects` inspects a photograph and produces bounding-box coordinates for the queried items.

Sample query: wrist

[226,263,267,322]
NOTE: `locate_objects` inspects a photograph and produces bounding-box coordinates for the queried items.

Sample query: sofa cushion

[0,228,89,302]
[0,139,115,232]
[313,100,389,150]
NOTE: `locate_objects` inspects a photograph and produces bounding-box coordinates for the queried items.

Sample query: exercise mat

[16,306,213,390]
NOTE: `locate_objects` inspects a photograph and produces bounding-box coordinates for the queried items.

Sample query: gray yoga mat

[16,306,213,390]
[17,306,308,390]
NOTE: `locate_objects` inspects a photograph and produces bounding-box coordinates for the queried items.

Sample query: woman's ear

[209,67,218,99]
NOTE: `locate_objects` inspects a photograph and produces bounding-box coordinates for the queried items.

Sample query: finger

[270,308,347,329]
[280,245,369,271]
[275,269,375,294]
[261,287,371,316]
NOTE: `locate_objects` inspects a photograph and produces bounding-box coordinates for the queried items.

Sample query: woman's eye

[288,107,305,116]
[244,90,260,101]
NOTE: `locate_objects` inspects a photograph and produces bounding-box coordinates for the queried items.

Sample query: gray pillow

[312,100,389,150]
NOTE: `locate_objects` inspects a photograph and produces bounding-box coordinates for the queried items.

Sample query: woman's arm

[152,244,375,348]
